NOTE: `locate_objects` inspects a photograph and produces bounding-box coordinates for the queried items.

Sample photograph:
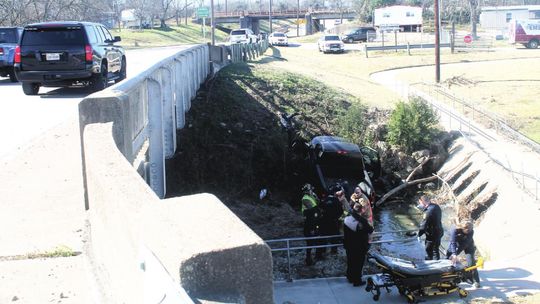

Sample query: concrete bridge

[197,9,357,35]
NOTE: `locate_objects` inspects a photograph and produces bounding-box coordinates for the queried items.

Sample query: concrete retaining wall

[78,43,272,303]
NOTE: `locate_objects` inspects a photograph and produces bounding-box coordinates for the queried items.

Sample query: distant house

[373,6,423,32]
[480,5,540,30]
[121,9,151,29]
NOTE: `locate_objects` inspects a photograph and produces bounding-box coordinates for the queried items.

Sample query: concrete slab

[0,255,92,304]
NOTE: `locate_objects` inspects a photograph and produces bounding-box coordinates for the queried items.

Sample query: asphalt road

[0,45,188,161]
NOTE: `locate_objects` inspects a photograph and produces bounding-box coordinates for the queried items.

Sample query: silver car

[317,35,345,54]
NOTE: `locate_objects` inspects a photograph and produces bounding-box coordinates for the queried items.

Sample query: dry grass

[257,43,540,140]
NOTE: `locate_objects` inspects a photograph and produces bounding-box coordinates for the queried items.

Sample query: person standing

[301,183,322,265]
[319,184,344,255]
[417,195,444,260]
[343,201,374,286]
[446,220,481,288]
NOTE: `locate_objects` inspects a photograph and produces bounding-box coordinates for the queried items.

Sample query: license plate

[46,53,61,61]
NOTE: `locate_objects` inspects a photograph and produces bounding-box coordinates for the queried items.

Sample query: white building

[480,5,540,30]
[373,6,423,32]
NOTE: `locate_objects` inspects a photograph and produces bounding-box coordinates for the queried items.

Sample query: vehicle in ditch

[280,113,381,200]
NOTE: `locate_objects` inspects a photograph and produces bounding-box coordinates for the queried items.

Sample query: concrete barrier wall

[78,42,272,303]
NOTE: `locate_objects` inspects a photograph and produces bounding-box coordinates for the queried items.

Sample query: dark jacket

[320,195,343,224]
[343,212,373,251]
[418,203,443,239]
[447,227,475,256]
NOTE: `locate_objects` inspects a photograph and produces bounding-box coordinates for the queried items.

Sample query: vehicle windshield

[21,27,85,46]
[324,35,340,41]
[273,33,286,37]
[231,30,246,35]
[0,28,18,43]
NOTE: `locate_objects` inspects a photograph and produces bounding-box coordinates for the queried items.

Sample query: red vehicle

[509,19,540,49]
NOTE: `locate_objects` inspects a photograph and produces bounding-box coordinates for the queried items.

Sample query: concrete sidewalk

[0,119,92,304]
[274,265,540,304]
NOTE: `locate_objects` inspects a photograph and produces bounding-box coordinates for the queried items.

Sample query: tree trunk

[469,0,478,39]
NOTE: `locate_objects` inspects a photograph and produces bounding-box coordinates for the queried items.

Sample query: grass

[113,23,229,48]
[256,40,540,140]
[1,245,79,261]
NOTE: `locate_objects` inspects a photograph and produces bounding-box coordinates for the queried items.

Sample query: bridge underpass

[195,9,357,35]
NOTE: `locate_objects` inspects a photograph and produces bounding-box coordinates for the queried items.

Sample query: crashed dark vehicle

[280,113,381,200]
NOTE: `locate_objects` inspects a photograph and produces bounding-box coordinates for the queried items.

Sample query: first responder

[301,183,322,265]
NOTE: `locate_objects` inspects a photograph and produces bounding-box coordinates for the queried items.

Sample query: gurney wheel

[405,292,416,304]
[373,294,380,301]
[459,288,468,298]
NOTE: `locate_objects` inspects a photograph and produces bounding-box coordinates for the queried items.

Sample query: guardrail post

[286,239,292,282]
[364,44,368,58]
[160,67,176,158]
[174,59,186,129]
[147,77,166,198]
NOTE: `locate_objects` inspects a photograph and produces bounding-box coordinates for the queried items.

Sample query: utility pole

[434,0,441,83]
[269,0,273,33]
[211,0,215,45]
[296,0,299,37]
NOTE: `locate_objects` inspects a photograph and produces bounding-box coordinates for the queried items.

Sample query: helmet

[302,183,314,193]
[328,183,342,194]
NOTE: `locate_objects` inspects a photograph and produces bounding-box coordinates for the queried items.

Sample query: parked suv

[14,21,126,95]
[229,28,258,44]
[342,27,376,43]
[0,27,23,82]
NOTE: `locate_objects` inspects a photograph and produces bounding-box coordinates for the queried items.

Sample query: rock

[11,296,18,301]
[235,122,244,129]
[219,122,227,128]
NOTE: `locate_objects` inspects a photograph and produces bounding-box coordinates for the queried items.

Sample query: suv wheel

[117,57,127,83]
[22,82,40,95]
[9,68,18,82]
[92,63,108,91]
[347,38,354,43]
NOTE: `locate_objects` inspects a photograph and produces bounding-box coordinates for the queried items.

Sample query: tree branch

[375,175,438,208]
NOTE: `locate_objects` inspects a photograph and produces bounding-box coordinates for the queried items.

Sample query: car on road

[280,113,381,199]
[229,28,258,44]
[14,21,126,95]
[269,32,289,46]
[317,34,345,53]
[341,27,376,43]
[0,27,23,82]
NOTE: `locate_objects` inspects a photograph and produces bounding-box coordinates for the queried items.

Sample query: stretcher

[365,250,484,303]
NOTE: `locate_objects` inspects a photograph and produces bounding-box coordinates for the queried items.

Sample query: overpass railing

[78,41,271,303]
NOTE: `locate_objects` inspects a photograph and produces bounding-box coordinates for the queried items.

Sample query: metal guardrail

[266,229,419,282]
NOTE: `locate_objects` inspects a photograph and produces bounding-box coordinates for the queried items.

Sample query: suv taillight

[14,45,21,63]
[85,45,92,62]
[0,47,4,56]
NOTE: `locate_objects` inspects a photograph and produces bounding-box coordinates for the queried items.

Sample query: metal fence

[266,229,419,282]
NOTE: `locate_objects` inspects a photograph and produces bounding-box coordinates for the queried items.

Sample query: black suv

[280,113,381,198]
[342,27,376,43]
[0,27,23,82]
[14,21,126,95]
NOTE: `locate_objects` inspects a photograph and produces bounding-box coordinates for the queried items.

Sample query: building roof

[482,5,540,12]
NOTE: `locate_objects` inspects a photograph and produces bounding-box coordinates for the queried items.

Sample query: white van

[229,28,258,44]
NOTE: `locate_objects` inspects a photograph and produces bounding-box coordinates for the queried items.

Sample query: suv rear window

[324,35,340,41]
[231,30,246,35]
[22,26,86,46]
[0,28,18,43]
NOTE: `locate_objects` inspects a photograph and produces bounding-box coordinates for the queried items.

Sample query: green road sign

[197,7,209,18]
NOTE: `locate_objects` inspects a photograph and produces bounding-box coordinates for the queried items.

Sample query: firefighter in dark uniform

[301,183,322,265]
[417,195,444,260]
[446,220,481,288]
[343,201,374,286]
[319,184,344,255]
